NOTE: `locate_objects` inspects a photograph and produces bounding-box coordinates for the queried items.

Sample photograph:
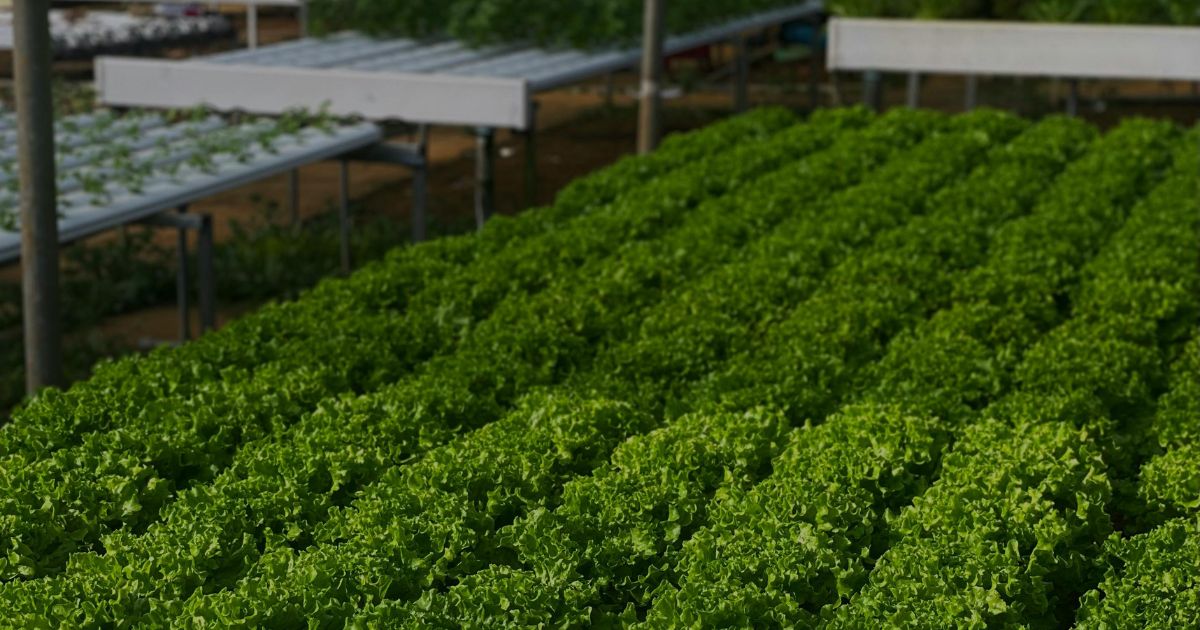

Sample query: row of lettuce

[0,103,952,623]
[1,107,1197,626]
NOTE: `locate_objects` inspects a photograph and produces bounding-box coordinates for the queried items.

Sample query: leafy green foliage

[1075,516,1200,628]
[0,107,812,588]
[824,124,1197,628]
[825,419,1112,629]
[1138,338,1200,521]
[0,109,1196,628]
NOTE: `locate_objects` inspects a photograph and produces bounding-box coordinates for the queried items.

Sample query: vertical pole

[808,23,820,110]
[247,1,259,49]
[523,101,540,209]
[338,160,351,274]
[905,72,921,108]
[298,0,309,38]
[175,206,191,342]
[733,33,749,113]
[288,169,300,228]
[197,214,216,333]
[862,70,882,111]
[411,124,429,243]
[14,0,63,392]
[964,74,979,111]
[604,73,616,111]
[474,127,495,228]
[637,0,665,155]
[1066,79,1080,117]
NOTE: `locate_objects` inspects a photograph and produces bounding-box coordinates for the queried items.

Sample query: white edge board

[827,18,1200,81]
[96,57,533,129]
[0,123,382,264]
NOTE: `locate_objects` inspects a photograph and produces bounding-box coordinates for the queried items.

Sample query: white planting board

[827,17,1200,81]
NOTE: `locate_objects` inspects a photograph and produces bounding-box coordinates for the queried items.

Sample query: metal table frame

[96,1,825,224]
[0,114,422,341]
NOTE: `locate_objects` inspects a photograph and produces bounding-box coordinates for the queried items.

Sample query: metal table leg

[411,125,429,243]
[523,102,540,209]
[140,206,219,342]
[247,2,259,49]
[734,33,749,112]
[197,214,216,333]
[175,205,191,341]
[906,72,921,108]
[475,127,495,228]
[288,169,301,228]
[808,23,821,109]
[338,160,351,274]
[863,70,883,111]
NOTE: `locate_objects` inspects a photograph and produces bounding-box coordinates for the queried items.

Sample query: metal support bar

[862,70,883,111]
[247,2,259,49]
[734,33,749,112]
[964,74,979,111]
[344,137,430,242]
[298,0,309,38]
[523,101,540,209]
[411,125,429,243]
[906,72,921,108]
[197,214,215,332]
[1066,79,1080,116]
[174,206,191,341]
[637,0,665,154]
[288,168,300,227]
[808,26,821,109]
[475,127,495,228]
[338,160,351,273]
[139,206,217,339]
[346,141,426,169]
[15,0,64,392]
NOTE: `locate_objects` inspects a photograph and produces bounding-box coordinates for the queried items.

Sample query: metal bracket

[338,160,352,274]
[345,137,429,242]
[347,141,426,169]
[522,101,540,209]
[734,32,749,112]
[139,205,215,342]
[474,126,496,229]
